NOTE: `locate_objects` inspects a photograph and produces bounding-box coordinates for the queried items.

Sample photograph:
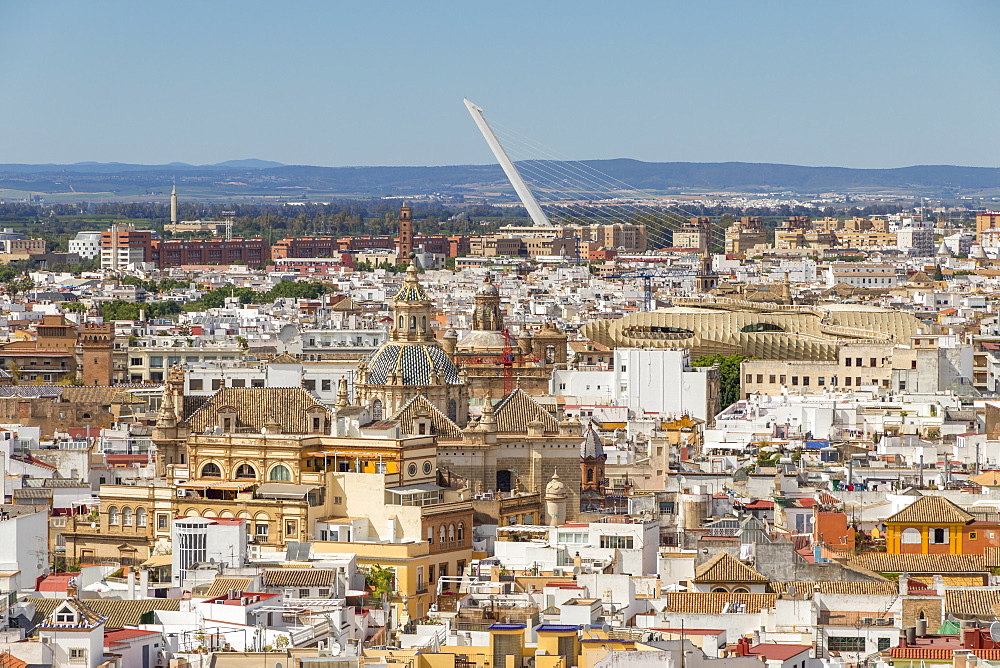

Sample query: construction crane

[457,328,538,395]
[604,268,673,311]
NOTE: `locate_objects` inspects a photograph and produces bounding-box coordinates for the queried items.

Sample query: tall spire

[170,182,178,225]
[390,263,435,342]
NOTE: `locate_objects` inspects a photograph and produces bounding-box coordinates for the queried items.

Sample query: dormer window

[217,406,238,433]
[54,608,75,623]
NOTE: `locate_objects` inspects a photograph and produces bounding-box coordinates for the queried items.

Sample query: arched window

[587,469,594,482]
[448,524,455,542]
[398,316,403,330]
[457,523,465,542]
[108,506,119,526]
[901,527,921,544]
[201,462,222,478]
[427,526,434,545]
[732,587,749,594]
[447,399,457,422]
[439,526,446,543]
[122,507,133,526]
[235,464,257,479]
[136,508,147,528]
[269,465,291,482]
[372,399,383,421]
[421,316,427,331]
[712,587,727,593]
[410,316,416,331]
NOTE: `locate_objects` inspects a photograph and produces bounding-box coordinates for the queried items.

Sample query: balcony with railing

[429,537,470,554]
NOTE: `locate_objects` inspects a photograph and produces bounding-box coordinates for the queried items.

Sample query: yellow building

[884,495,981,555]
[65,377,473,570]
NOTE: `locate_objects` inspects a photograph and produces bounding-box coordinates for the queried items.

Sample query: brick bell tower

[396,202,414,264]
[79,322,114,386]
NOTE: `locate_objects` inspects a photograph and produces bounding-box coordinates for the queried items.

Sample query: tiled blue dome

[362,343,462,386]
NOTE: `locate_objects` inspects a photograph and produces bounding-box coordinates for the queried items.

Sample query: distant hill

[1,159,999,198]
[0,159,284,174]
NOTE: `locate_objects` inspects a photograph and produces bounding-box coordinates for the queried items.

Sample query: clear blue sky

[1,1,998,168]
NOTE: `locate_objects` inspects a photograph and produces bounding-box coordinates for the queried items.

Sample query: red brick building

[153,238,269,267]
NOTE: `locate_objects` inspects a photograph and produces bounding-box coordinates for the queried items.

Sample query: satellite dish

[989,621,1000,643]
[330,642,342,655]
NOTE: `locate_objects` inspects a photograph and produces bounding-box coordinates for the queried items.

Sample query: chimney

[933,574,946,597]
[127,571,136,600]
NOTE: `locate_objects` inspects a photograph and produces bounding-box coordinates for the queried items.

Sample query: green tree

[932,264,944,281]
[692,353,747,410]
[366,564,395,603]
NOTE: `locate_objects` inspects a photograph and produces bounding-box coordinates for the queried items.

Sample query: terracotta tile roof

[888,648,954,659]
[885,495,974,524]
[662,593,777,614]
[493,387,559,434]
[391,394,461,439]
[263,569,338,588]
[693,552,768,584]
[945,589,1000,618]
[203,577,255,599]
[913,575,985,587]
[29,598,181,630]
[747,644,812,661]
[849,553,987,574]
[60,386,131,405]
[772,581,895,597]
[969,471,1000,487]
[972,650,1000,661]
[185,387,331,435]
[0,651,26,668]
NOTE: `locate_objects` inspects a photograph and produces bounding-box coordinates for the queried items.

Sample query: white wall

[614,349,714,423]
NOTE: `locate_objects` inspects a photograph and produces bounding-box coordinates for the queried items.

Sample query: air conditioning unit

[862,617,874,625]
[176,488,186,497]
[876,618,893,626]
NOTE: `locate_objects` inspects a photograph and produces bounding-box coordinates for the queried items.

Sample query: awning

[141,555,173,568]
[256,483,320,499]
[177,480,256,491]
[386,483,444,496]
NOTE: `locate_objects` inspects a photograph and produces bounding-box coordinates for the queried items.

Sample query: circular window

[408,463,417,477]
[423,461,432,474]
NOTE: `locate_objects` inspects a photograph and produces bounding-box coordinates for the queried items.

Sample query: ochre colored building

[884,495,1000,555]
